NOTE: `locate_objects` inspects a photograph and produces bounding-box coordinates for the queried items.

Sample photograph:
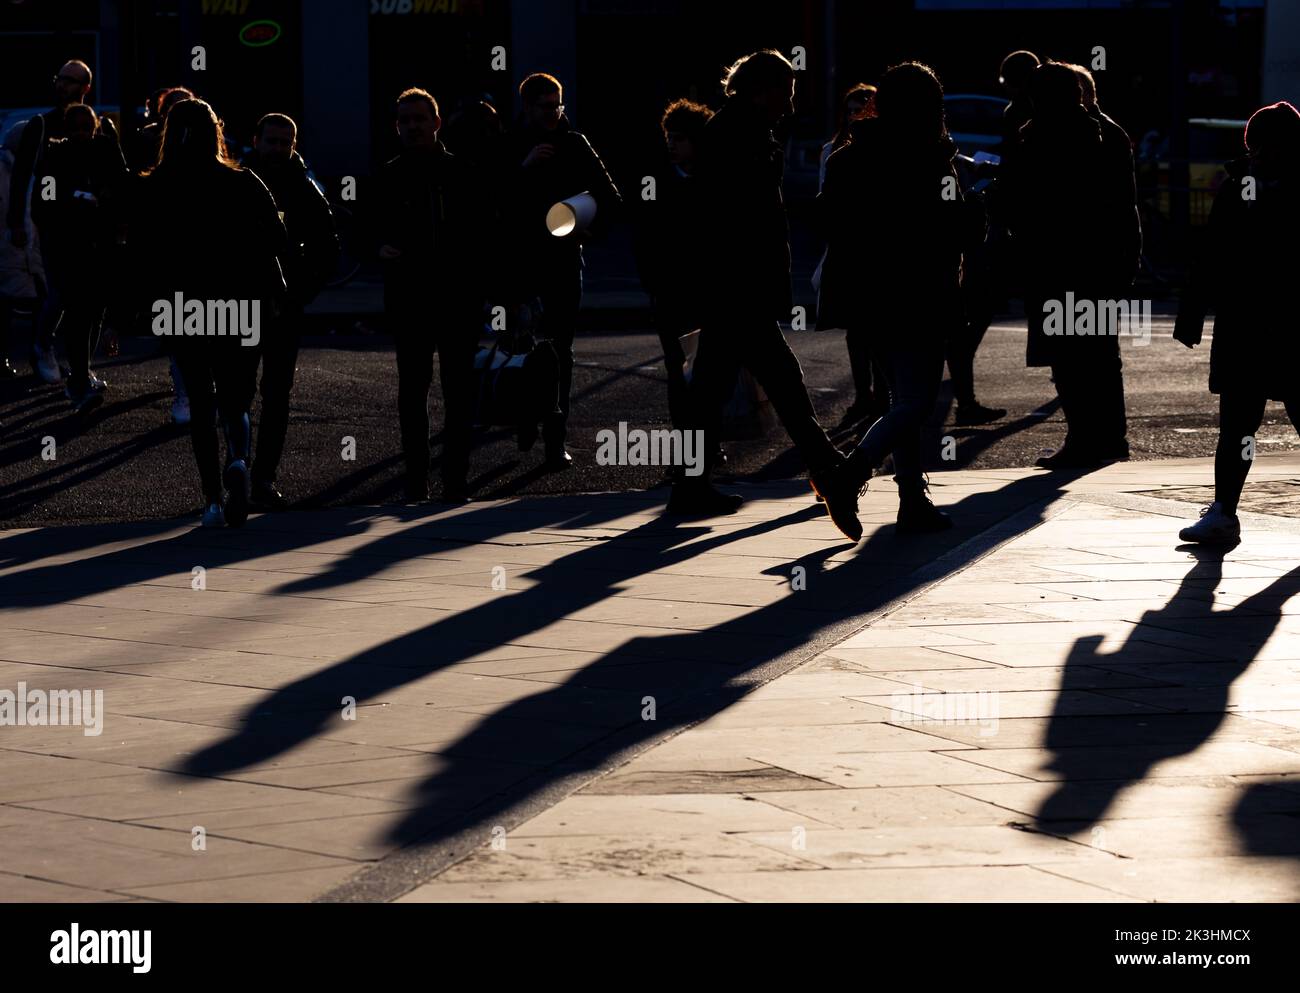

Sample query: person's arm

[575,132,621,239]
[297,169,340,303]
[6,116,42,239]
[1174,179,1232,348]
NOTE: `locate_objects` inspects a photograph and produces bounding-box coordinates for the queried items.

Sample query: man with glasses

[5,60,93,384]
[505,72,621,471]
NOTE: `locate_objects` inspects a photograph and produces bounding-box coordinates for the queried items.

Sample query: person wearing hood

[378,87,489,504]
[241,112,339,510]
[505,72,622,471]
[817,61,984,533]
[999,60,1137,469]
[1174,102,1300,544]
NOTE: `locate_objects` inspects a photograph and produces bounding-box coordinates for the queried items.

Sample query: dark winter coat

[817,117,984,338]
[505,115,620,294]
[694,100,793,322]
[376,140,489,318]
[242,149,339,307]
[1176,156,1300,399]
[999,103,1140,366]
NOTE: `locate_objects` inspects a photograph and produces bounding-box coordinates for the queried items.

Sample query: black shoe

[223,459,251,528]
[439,481,471,504]
[404,480,431,504]
[251,479,290,511]
[517,422,539,453]
[544,450,573,472]
[897,482,953,533]
[810,454,867,543]
[954,402,1006,426]
[65,381,103,414]
[667,483,744,517]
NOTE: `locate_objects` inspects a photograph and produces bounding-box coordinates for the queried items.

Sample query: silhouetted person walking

[1000,61,1138,469]
[241,112,339,510]
[669,50,858,539]
[134,99,289,528]
[820,62,982,532]
[29,103,128,412]
[377,88,487,504]
[635,98,713,430]
[506,73,621,470]
[1175,102,1300,543]
[5,59,93,385]
[816,82,886,431]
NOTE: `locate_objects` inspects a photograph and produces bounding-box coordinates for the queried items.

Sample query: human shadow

[176,469,1078,852]
[1035,543,1300,831]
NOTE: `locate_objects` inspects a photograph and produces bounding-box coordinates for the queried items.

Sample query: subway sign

[370,0,486,13]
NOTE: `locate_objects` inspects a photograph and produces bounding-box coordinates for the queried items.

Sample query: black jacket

[999,103,1140,365]
[695,100,792,321]
[1177,156,1300,399]
[818,117,983,337]
[132,163,290,338]
[505,115,621,293]
[634,164,707,329]
[376,140,489,316]
[242,149,339,306]
[30,128,129,254]
[5,108,66,231]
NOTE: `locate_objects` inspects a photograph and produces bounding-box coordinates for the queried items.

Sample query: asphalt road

[3,315,1297,528]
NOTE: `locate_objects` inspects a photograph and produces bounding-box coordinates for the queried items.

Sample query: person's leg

[743,319,840,475]
[252,308,301,492]
[879,343,946,489]
[394,326,435,499]
[845,326,876,419]
[855,343,942,478]
[655,308,690,430]
[175,350,223,503]
[540,267,582,462]
[1091,337,1129,456]
[1214,391,1266,516]
[681,321,744,486]
[435,318,478,498]
[212,346,257,526]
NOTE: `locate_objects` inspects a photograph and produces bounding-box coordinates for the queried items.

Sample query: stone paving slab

[3,455,1300,902]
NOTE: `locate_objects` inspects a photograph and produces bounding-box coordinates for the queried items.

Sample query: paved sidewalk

[3,456,1300,902]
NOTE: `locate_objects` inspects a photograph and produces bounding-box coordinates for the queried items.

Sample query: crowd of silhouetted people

[2,50,1298,545]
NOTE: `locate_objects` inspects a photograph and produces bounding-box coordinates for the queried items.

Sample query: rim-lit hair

[63,103,98,129]
[661,98,713,142]
[149,98,233,175]
[721,49,794,99]
[255,112,297,139]
[396,87,439,119]
[519,73,561,106]
[876,62,946,139]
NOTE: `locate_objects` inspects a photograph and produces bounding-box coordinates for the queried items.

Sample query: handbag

[472,324,560,429]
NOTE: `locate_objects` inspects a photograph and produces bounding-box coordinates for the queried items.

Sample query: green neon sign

[239,19,282,47]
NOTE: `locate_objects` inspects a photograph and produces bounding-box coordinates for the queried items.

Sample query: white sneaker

[88,371,107,393]
[171,396,191,425]
[201,502,226,528]
[32,346,62,384]
[1179,502,1241,544]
